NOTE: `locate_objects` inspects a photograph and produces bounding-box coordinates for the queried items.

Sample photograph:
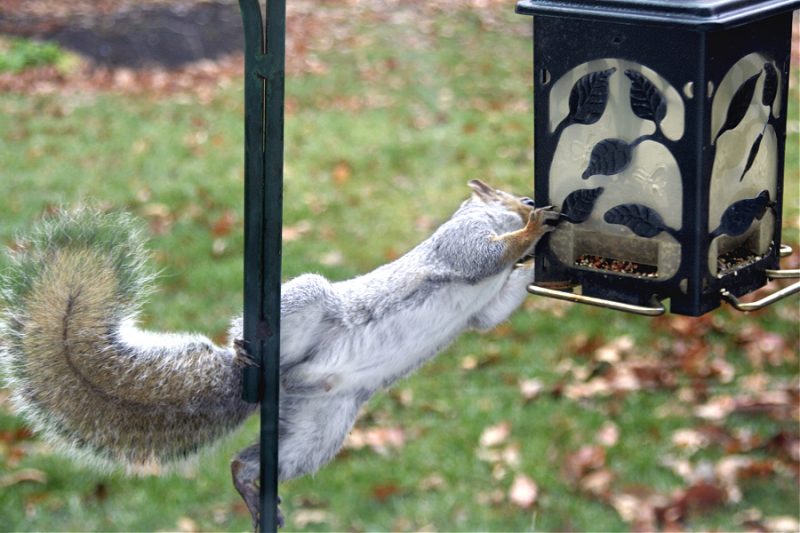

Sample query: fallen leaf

[293,509,330,528]
[596,421,619,447]
[0,468,47,488]
[694,395,735,420]
[210,209,237,237]
[579,468,614,497]
[345,426,405,455]
[319,250,344,266]
[672,428,709,453]
[282,220,312,242]
[594,335,634,363]
[461,355,478,370]
[564,445,606,484]
[419,473,445,491]
[519,378,544,401]
[372,484,401,503]
[479,421,511,448]
[332,160,352,185]
[176,517,198,533]
[763,516,800,533]
[508,474,538,508]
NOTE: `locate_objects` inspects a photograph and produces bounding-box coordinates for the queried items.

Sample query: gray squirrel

[0,179,557,528]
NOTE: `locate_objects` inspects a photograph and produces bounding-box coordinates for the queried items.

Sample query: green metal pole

[239,0,284,531]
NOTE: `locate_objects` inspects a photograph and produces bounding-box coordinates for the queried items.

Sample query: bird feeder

[516,0,800,316]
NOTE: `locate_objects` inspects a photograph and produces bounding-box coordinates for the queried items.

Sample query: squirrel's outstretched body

[0,180,556,524]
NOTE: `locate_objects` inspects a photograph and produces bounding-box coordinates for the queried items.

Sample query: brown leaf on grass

[671,428,709,453]
[282,219,311,242]
[680,480,727,512]
[610,491,661,532]
[0,468,47,488]
[344,426,405,456]
[765,431,800,462]
[518,378,544,401]
[594,335,635,363]
[508,474,538,508]
[595,421,619,447]
[694,395,736,420]
[141,202,173,235]
[319,250,344,266]
[372,484,402,503]
[176,517,199,533]
[579,468,615,497]
[332,160,352,185]
[418,473,446,492]
[763,516,800,532]
[479,421,511,448]
[564,445,606,484]
[293,509,331,528]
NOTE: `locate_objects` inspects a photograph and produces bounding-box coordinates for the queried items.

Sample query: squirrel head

[467,179,535,222]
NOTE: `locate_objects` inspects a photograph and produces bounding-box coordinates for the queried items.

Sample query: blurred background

[0,1,798,531]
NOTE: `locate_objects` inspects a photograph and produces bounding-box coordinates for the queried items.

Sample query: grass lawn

[0,4,798,532]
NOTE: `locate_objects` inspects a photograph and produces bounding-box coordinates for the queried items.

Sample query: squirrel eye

[520,197,535,207]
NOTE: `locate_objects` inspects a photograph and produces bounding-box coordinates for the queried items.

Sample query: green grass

[0,5,798,532]
[0,36,76,74]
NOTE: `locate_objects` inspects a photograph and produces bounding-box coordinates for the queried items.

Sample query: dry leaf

[371,483,401,502]
[345,426,405,455]
[564,445,606,484]
[461,355,478,370]
[594,335,634,363]
[579,468,614,496]
[672,428,709,452]
[176,517,198,533]
[332,161,352,185]
[763,516,800,533]
[0,468,47,488]
[319,250,344,266]
[282,220,312,242]
[596,421,619,447]
[210,209,236,237]
[419,473,445,491]
[694,395,735,420]
[508,474,538,508]
[519,378,544,401]
[293,509,330,528]
[479,421,511,448]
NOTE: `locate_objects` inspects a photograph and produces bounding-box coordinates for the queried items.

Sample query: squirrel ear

[468,179,495,199]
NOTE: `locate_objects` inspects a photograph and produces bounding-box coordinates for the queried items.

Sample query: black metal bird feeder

[517,0,800,316]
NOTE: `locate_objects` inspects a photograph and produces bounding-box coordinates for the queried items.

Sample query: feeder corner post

[239,0,286,531]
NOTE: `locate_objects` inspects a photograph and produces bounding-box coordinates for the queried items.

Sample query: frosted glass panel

[546,59,685,280]
[708,53,780,275]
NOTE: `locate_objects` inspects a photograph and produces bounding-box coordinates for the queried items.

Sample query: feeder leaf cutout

[582,139,632,179]
[604,203,676,238]
[567,67,616,126]
[624,70,666,125]
[560,187,605,223]
[761,63,778,108]
[739,133,763,182]
[714,71,760,143]
[711,190,773,239]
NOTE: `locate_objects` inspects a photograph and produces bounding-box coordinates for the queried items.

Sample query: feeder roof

[515,0,800,29]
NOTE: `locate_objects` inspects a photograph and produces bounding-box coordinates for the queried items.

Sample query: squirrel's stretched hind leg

[231,443,285,530]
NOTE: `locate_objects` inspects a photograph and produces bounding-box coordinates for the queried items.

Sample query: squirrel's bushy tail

[0,209,256,471]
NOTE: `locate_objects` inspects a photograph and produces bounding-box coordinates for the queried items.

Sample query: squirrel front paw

[527,206,560,235]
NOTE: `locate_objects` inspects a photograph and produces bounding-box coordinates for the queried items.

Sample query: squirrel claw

[234,339,259,367]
